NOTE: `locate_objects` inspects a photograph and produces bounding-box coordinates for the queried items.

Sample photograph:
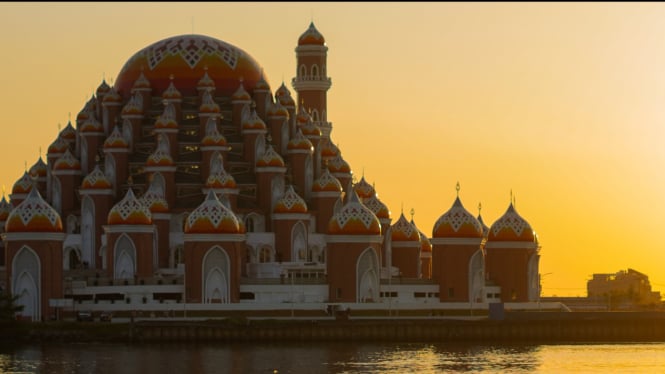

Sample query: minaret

[272,185,309,263]
[52,149,82,217]
[200,117,231,182]
[144,133,177,209]
[101,86,123,136]
[154,101,180,159]
[292,22,332,136]
[286,129,314,201]
[390,213,421,279]
[255,144,287,231]
[102,125,130,198]
[79,164,114,270]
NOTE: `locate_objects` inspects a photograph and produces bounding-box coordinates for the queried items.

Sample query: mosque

[0,23,542,321]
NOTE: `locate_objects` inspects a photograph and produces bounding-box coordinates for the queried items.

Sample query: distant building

[587,268,661,307]
[1,23,545,321]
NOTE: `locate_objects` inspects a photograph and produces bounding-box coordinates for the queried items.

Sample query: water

[0,342,664,373]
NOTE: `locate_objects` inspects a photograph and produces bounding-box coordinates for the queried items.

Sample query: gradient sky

[1,2,664,297]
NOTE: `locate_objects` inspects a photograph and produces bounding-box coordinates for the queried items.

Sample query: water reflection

[0,342,663,373]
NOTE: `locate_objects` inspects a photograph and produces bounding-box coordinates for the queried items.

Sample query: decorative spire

[410,207,415,221]
[456,181,460,197]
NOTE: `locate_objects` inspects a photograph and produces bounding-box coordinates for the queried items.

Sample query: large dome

[114,34,266,98]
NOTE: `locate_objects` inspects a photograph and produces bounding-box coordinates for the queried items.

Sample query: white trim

[53,170,82,176]
[430,237,483,246]
[256,166,287,173]
[272,213,311,221]
[200,146,231,152]
[295,45,329,53]
[184,234,245,242]
[242,129,267,135]
[152,213,172,221]
[79,189,113,195]
[311,191,341,198]
[202,188,239,195]
[153,128,178,134]
[391,241,421,248]
[103,148,130,154]
[232,99,251,104]
[80,131,105,137]
[326,235,383,244]
[5,232,66,241]
[144,166,177,173]
[287,149,312,155]
[485,241,538,250]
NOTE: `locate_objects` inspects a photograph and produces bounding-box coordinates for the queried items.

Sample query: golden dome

[363,194,390,220]
[197,66,216,91]
[432,197,483,239]
[53,149,81,171]
[391,213,420,242]
[102,86,123,104]
[353,176,375,199]
[121,94,143,116]
[162,78,182,100]
[274,185,307,214]
[487,203,536,242]
[48,136,69,155]
[312,169,343,193]
[29,157,48,179]
[328,190,381,235]
[132,70,152,90]
[140,183,169,214]
[114,34,265,99]
[275,82,295,107]
[155,102,179,129]
[59,121,77,142]
[287,129,314,152]
[327,154,350,174]
[199,89,220,113]
[184,190,241,234]
[103,125,129,149]
[242,106,267,131]
[205,154,237,189]
[256,144,285,168]
[79,115,103,133]
[107,188,152,225]
[232,79,252,102]
[298,22,325,46]
[11,171,33,195]
[96,79,111,96]
[5,188,62,233]
[201,117,228,147]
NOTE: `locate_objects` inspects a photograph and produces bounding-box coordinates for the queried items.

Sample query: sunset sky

[1,2,664,297]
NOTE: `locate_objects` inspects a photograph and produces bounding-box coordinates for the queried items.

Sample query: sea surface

[0,341,664,373]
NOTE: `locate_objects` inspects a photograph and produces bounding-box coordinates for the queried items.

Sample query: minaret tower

[292,22,332,136]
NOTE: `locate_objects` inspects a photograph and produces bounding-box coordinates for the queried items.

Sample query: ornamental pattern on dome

[132,70,151,90]
[327,154,350,174]
[104,126,129,149]
[254,71,270,91]
[268,100,289,118]
[108,188,152,225]
[103,87,122,103]
[433,197,483,238]
[155,102,178,129]
[418,228,432,252]
[121,94,143,116]
[206,154,237,189]
[298,22,325,46]
[489,204,534,241]
[201,118,228,146]
[301,121,322,138]
[328,190,381,235]
[197,67,216,89]
[199,89,220,113]
[0,196,12,222]
[5,188,62,232]
[353,177,375,199]
[48,136,69,154]
[96,79,111,95]
[141,183,169,213]
[312,169,342,192]
[256,144,285,167]
[80,115,103,133]
[185,190,240,234]
[363,194,390,220]
[232,80,251,101]
[81,165,112,189]
[54,149,81,171]
[391,213,419,241]
[162,79,182,100]
[287,129,313,151]
[274,185,307,213]
[142,36,239,70]
[146,134,174,166]
[12,171,34,194]
[319,137,338,157]
[242,106,267,131]
[29,157,47,178]
[296,106,311,125]
[275,82,292,100]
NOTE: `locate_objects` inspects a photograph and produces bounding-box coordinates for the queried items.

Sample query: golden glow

[2,3,665,296]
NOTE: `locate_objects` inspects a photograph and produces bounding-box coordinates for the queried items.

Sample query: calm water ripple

[0,342,664,373]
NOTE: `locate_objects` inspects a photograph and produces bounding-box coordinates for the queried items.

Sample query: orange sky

[1,2,664,297]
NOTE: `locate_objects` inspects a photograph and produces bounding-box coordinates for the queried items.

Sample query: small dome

[287,129,313,152]
[328,189,381,235]
[232,79,252,102]
[298,22,325,46]
[132,70,152,91]
[205,154,237,189]
[199,89,220,114]
[363,194,390,220]
[48,136,69,155]
[487,203,536,242]
[327,154,350,174]
[121,94,143,116]
[81,165,112,190]
[141,182,169,213]
[256,144,285,168]
[5,188,62,233]
[12,171,34,195]
[353,176,375,199]
[197,66,216,91]
[29,157,48,179]
[295,106,311,125]
[102,86,123,104]
[0,196,12,223]
[79,115,103,133]
[254,71,270,91]
[242,105,267,131]
[274,185,307,214]
[391,213,420,242]
[53,149,81,171]
[275,83,295,107]
[59,121,77,142]
[201,117,228,147]
[162,77,182,100]
[319,137,338,158]
[312,168,342,193]
[146,134,174,167]
[432,197,483,238]
[184,190,241,234]
[301,120,322,138]
[155,102,178,129]
[108,188,152,225]
[104,125,129,149]
[268,100,289,118]
[96,79,111,96]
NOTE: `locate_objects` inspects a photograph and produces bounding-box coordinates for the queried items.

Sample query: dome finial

[478,202,482,215]
[410,207,415,221]
[38,146,42,158]
[24,160,27,172]
[2,185,5,199]
[401,202,403,215]
[456,181,460,197]
[510,189,513,205]
[127,175,133,187]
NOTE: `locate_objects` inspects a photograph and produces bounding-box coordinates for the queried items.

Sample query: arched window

[12,246,40,321]
[304,155,313,201]
[80,136,88,174]
[52,177,62,214]
[299,64,307,78]
[105,154,116,194]
[122,119,133,149]
[81,196,95,267]
[291,222,307,262]
[114,235,136,280]
[203,246,230,303]
[271,175,284,213]
[356,247,380,303]
[254,135,265,169]
[259,246,272,263]
[311,64,319,78]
